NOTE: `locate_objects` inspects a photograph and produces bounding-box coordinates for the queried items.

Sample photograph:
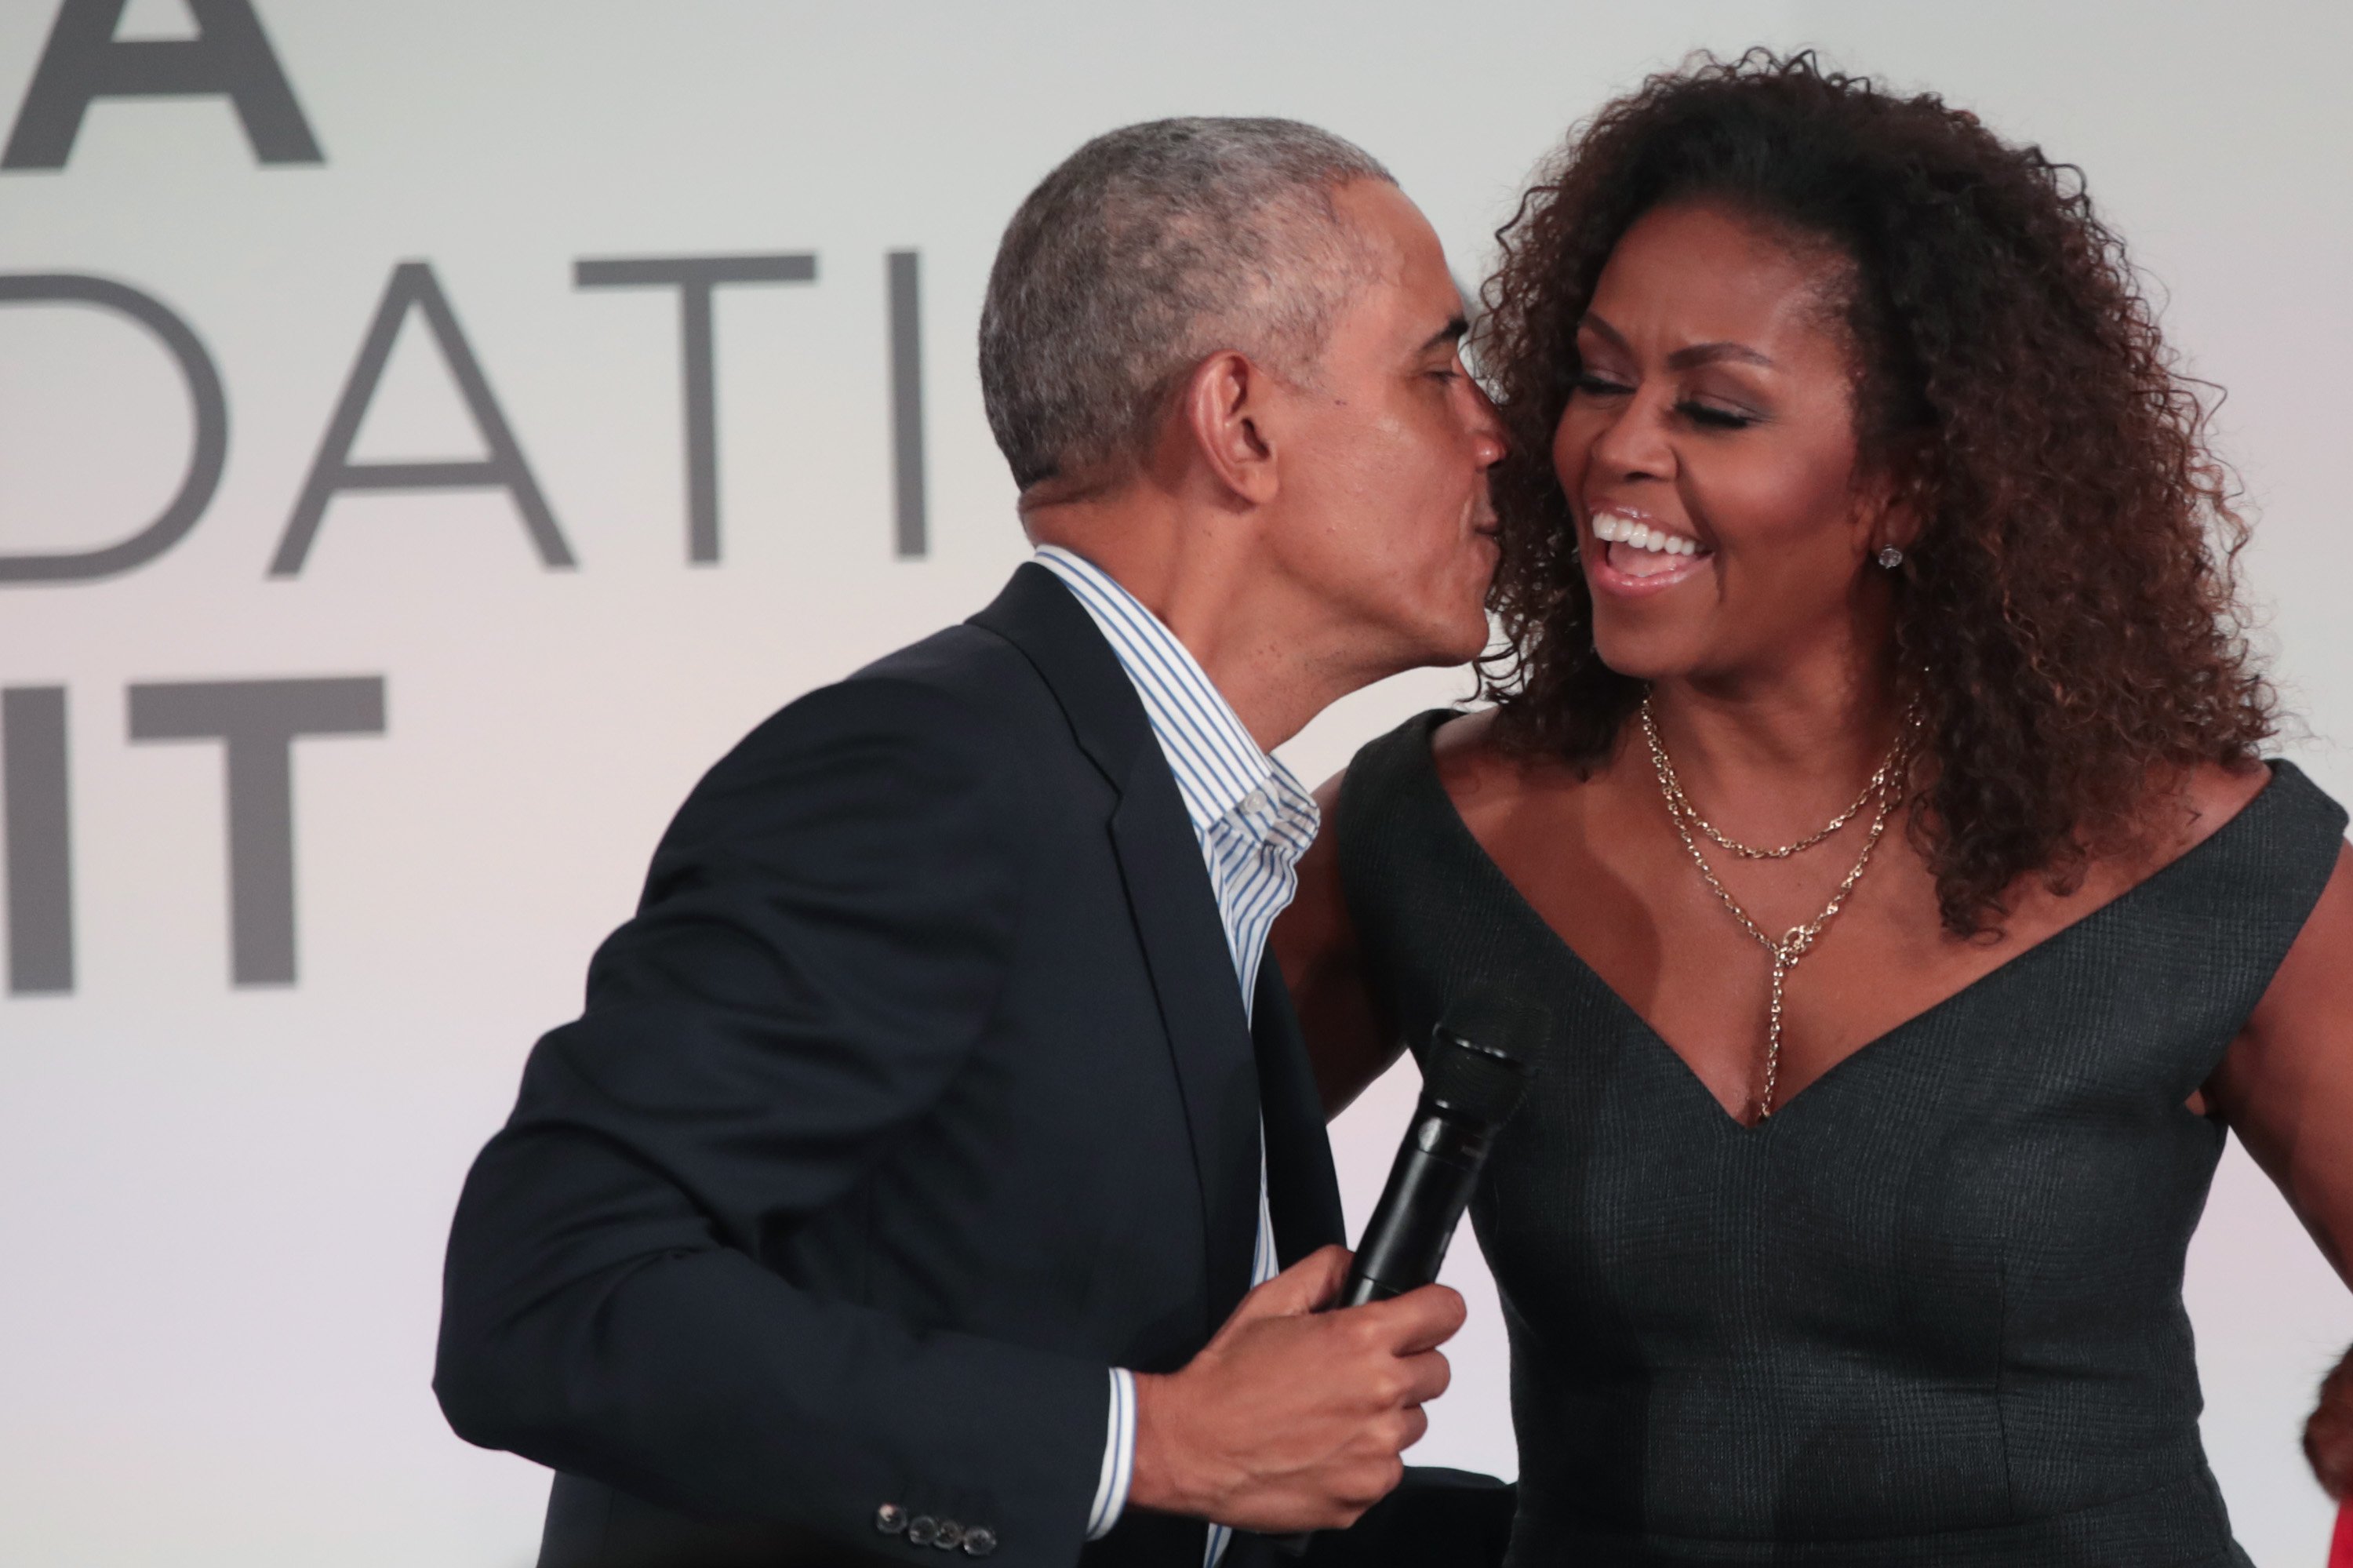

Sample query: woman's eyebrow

[1667,341,1775,369]
[1579,313,1776,370]
[1579,311,1631,353]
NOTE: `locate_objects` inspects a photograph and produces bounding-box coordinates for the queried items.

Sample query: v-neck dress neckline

[1332,708,2345,1566]
[1398,709,2292,1130]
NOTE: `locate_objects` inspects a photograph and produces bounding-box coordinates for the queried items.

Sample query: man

[435,117,1506,1568]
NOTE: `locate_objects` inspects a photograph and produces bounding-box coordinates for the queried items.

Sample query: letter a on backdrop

[2,0,323,169]
[271,262,573,576]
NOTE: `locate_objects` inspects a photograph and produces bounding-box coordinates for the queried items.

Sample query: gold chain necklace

[1646,711,1907,860]
[1638,697,1912,1119]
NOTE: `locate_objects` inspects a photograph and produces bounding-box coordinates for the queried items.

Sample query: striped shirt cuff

[1086,1367,1137,1540]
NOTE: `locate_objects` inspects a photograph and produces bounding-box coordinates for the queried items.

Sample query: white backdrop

[2,3,2348,1564]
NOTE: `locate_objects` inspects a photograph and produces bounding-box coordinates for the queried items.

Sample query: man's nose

[1465,380,1507,468]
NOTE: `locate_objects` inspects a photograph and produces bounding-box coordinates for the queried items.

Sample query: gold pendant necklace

[1638,696,1913,1119]
[1647,711,1907,860]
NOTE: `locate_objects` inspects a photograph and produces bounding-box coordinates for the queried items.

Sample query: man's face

[1259,180,1506,674]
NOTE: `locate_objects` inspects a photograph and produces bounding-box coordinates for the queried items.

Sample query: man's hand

[1127,1244,1466,1532]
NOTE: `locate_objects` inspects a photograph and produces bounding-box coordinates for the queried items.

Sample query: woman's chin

[1591,619,1706,685]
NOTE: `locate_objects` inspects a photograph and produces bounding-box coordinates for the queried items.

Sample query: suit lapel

[971,565,1263,1326]
[1252,958,1346,1265]
[1107,770,1261,1330]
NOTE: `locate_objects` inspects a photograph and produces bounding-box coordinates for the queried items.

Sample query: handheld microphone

[1271,1006,1540,1557]
[1337,1005,1541,1309]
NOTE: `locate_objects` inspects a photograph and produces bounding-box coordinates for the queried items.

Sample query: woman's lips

[1587,542,1711,596]
[1605,539,1690,578]
[1584,509,1712,596]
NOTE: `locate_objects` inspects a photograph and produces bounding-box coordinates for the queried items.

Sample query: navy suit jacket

[435,564,1347,1568]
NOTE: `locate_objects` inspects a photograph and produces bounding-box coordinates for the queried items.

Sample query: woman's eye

[1571,373,1631,397]
[1677,400,1758,431]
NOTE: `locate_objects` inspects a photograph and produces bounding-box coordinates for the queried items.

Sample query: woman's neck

[1636,658,1907,841]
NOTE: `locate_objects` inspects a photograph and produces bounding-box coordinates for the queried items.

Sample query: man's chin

[1417,613,1497,672]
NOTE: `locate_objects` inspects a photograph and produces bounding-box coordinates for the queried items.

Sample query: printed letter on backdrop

[574,253,818,564]
[0,275,227,584]
[887,250,927,559]
[2,0,323,169]
[2,688,74,995]
[126,677,386,987]
[271,263,571,577]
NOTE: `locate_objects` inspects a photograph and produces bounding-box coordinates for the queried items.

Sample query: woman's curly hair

[1475,49,2276,936]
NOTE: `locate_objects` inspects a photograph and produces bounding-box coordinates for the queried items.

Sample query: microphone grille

[1422,1003,1541,1128]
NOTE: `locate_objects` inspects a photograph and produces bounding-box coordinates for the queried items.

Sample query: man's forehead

[1336,179,1439,269]
[1332,180,1459,341]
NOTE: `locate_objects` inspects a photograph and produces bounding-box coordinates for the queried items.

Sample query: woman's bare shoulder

[1429,706,1520,801]
[2143,759,2276,870]
[1429,706,1590,817]
[2186,758,2273,835]
[1306,706,1507,812]
[1428,703,1500,763]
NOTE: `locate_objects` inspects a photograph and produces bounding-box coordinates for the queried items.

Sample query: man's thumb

[1235,1243,1352,1321]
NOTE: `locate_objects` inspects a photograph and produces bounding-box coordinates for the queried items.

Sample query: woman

[1275,53,2353,1565]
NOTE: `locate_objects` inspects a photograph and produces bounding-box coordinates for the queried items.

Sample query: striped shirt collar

[1038,544,1310,1568]
[1031,545,1318,847]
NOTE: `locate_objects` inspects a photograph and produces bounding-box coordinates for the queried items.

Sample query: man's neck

[1026,492,1357,755]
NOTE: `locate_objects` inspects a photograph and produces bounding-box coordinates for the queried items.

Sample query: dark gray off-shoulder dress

[1334,712,2348,1567]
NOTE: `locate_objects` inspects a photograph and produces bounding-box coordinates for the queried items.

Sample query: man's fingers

[1398,1402,1430,1451]
[1232,1242,1352,1322]
[1295,1242,1353,1306]
[1347,1282,1467,1353]
[1396,1346,1451,1406]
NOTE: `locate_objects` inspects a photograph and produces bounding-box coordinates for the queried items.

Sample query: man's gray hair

[980,117,1395,491]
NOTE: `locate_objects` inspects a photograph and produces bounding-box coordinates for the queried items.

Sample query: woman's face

[1554,200,1898,686]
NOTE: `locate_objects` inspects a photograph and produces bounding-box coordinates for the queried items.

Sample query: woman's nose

[1588,391,1673,480]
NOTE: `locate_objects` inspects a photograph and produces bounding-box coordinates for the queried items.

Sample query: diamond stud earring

[1876,545,1905,569]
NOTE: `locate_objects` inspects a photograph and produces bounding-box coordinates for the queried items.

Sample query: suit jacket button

[875,1504,907,1535]
[962,1526,998,1557]
[907,1515,940,1547]
[933,1520,964,1550]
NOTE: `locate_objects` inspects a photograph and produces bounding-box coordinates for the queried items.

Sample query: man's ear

[1180,350,1280,506]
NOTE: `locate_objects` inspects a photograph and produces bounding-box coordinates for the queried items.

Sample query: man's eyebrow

[1578,313,1776,370]
[1419,316,1469,354]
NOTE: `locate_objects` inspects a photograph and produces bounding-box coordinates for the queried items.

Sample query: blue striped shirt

[1034,547,1319,1563]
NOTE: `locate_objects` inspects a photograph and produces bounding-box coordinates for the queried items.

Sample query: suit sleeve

[434,676,1108,1564]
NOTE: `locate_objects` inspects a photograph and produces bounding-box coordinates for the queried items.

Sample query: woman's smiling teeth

[1591,510,1705,579]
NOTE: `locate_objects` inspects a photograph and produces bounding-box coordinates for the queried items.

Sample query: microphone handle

[1271,1109,1494,1558]
[1337,1108,1492,1308]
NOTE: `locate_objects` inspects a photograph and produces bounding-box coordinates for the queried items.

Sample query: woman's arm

[2310,1347,2353,1499]
[2207,841,2353,1494]
[2211,842,2353,1282]
[1273,771,1406,1118]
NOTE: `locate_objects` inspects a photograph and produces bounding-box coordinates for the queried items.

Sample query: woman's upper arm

[2210,840,2353,1289]
[1274,769,1405,1119]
